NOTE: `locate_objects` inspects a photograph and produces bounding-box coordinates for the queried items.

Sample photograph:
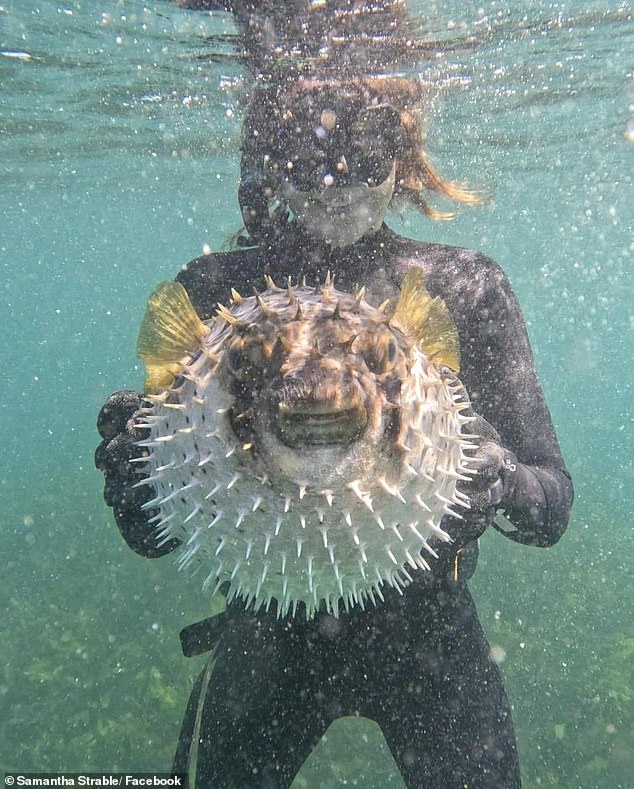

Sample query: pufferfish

[134,268,476,618]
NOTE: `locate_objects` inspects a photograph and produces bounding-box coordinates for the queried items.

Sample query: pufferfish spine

[134,270,475,619]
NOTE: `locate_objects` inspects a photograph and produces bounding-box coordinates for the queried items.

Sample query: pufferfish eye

[363,333,400,374]
[226,337,247,376]
[225,336,267,382]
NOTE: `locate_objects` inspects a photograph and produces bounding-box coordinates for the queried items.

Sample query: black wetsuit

[97,224,573,788]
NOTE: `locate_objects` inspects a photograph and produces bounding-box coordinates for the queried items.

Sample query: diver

[96,75,573,788]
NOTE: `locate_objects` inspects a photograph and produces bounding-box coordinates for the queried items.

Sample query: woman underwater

[96,74,573,788]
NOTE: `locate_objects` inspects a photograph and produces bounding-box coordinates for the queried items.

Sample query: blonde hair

[339,76,485,220]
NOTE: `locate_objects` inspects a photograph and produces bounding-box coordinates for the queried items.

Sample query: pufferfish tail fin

[137,281,208,394]
[390,266,461,372]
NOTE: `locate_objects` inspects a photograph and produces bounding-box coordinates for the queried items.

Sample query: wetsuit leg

[369,582,521,789]
[183,610,336,789]
[175,585,520,788]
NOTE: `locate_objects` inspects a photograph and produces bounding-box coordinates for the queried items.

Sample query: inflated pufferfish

[135,268,475,618]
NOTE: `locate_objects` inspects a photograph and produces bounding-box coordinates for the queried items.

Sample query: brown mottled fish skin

[135,272,474,618]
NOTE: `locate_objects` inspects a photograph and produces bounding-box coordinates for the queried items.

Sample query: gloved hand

[95,389,180,558]
[457,413,518,530]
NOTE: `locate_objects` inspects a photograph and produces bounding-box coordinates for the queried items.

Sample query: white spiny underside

[137,289,473,619]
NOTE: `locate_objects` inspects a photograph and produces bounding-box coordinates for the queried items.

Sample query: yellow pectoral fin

[391,267,461,372]
[141,361,190,394]
[137,281,208,393]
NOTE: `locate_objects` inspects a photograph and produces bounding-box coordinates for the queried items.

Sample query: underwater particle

[553,723,566,740]
[22,514,34,527]
[489,645,506,664]
[1,50,32,61]
[625,119,634,144]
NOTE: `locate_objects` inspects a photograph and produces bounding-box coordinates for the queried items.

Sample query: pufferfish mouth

[274,399,368,447]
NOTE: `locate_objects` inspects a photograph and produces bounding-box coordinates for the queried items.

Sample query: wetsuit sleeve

[459,262,573,547]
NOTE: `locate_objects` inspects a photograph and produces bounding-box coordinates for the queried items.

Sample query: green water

[1,1,632,786]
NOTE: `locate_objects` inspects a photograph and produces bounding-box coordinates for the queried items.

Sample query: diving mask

[280,104,402,191]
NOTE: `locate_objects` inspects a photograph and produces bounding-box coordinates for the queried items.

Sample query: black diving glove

[457,413,518,531]
[95,389,180,558]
